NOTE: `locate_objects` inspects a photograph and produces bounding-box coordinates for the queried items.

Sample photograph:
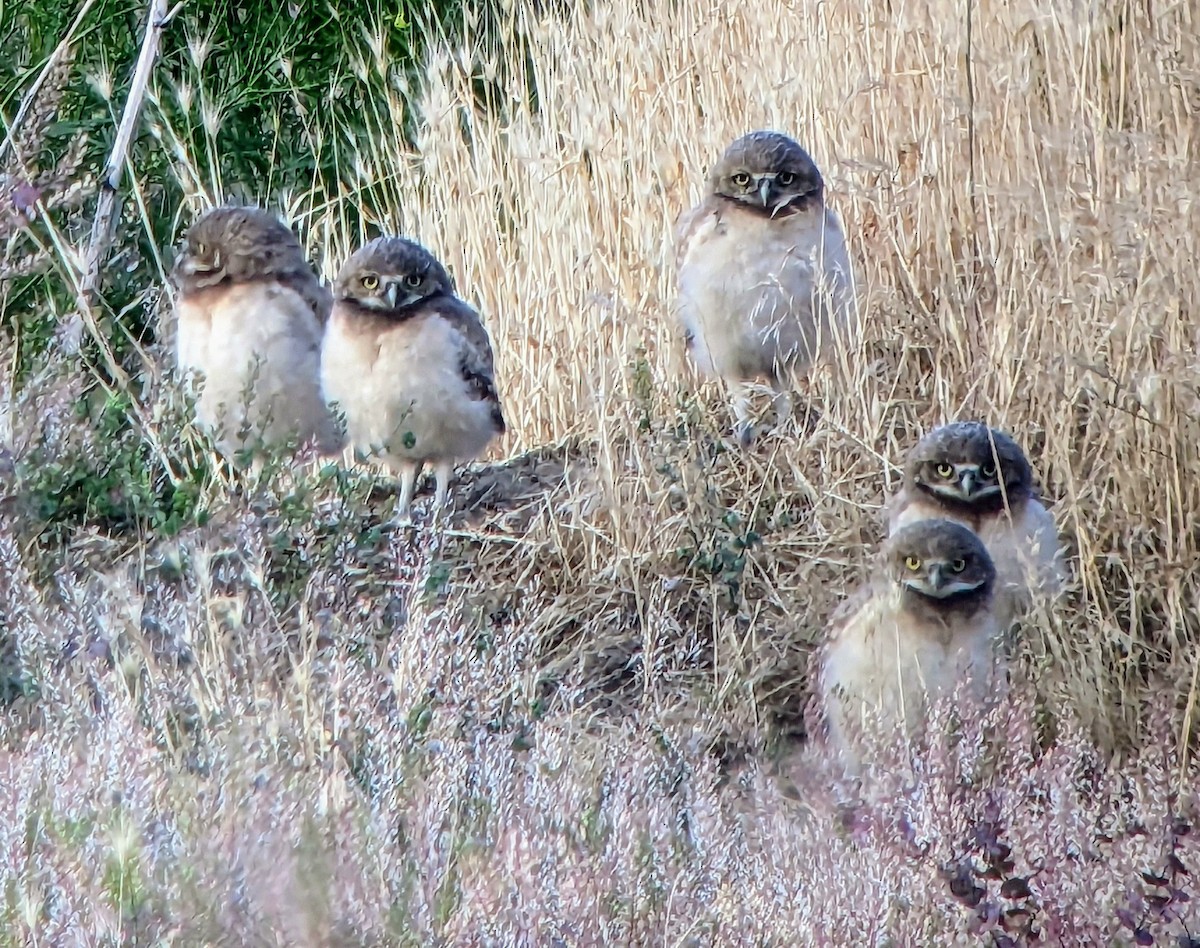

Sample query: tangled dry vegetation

[3,0,1200,942]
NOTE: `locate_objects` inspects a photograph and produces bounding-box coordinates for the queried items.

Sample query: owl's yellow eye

[731,172,752,188]
[905,556,922,571]
[405,273,423,288]
[981,462,997,477]
[951,559,967,573]
[777,171,796,187]
[362,274,379,290]
[195,241,207,256]
[936,463,955,479]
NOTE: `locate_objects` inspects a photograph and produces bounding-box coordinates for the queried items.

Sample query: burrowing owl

[820,519,1003,763]
[888,421,1064,627]
[170,205,342,464]
[321,236,506,524]
[674,130,857,445]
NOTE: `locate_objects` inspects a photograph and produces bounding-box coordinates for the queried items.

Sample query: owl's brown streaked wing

[300,278,333,326]
[672,196,721,272]
[428,296,506,434]
[824,579,876,643]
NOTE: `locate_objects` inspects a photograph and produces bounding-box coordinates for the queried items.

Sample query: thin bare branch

[79,0,171,306]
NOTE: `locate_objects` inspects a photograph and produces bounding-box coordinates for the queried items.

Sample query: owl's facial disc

[391,271,433,308]
[353,281,401,311]
[754,174,804,216]
[722,166,814,215]
[351,272,431,313]
[399,287,428,308]
[922,461,1002,504]
[902,559,987,600]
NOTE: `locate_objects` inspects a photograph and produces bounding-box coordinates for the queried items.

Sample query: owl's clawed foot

[382,495,454,532]
[731,383,769,448]
[381,506,415,532]
[731,409,797,448]
[380,500,451,534]
[771,389,794,427]
[729,381,808,447]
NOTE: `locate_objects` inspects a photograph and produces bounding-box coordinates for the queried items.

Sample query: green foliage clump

[16,389,212,547]
[1,0,536,547]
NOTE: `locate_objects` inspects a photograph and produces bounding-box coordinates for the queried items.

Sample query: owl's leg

[730,381,758,447]
[388,461,421,527]
[770,385,793,430]
[432,461,454,523]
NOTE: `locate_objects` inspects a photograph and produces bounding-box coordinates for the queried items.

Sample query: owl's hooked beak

[177,254,214,276]
[757,177,773,208]
[959,467,978,496]
[904,559,985,600]
[384,281,400,309]
[927,562,946,591]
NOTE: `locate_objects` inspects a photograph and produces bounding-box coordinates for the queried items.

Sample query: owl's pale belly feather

[677,204,854,382]
[821,595,999,755]
[174,298,212,377]
[322,313,497,465]
[174,283,338,455]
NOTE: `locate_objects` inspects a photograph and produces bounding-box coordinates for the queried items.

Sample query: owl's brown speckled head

[172,206,313,293]
[904,422,1034,515]
[707,131,824,217]
[334,236,454,317]
[884,518,996,611]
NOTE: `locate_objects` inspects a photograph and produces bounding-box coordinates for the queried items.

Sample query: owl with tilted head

[321,235,506,525]
[170,205,342,466]
[674,130,858,446]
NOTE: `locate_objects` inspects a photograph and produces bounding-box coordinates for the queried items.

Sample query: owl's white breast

[174,296,213,377]
[321,309,497,464]
[821,587,1000,759]
[173,281,336,454]
[675,201,855,381]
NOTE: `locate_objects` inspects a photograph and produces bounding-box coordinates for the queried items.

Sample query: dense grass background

[2,0,1200,942]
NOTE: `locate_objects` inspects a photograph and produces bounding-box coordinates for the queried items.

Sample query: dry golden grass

[160,0,1197,756]
[10,0,1198,752]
